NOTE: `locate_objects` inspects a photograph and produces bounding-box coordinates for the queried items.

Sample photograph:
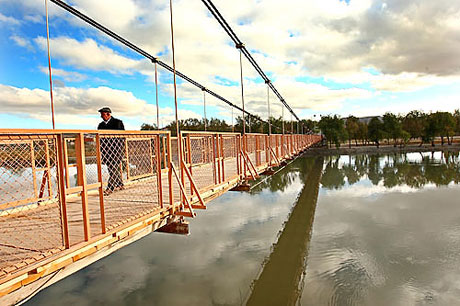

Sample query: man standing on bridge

[98,107,125,196]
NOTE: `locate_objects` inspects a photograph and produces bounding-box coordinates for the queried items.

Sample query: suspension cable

[231,106,234,132]
[44,0,55,129]
[202,89,207,131]
[168,0,181,161]
[266,81,271,136]
[238,48,245,134]
[282,104,285,135]
[201,0,300,122]
[49,0,268,127]
[154,62,159,129]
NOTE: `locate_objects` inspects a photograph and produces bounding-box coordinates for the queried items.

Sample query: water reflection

[321,151,460,190]
[247,157,323,305]
[302,151,460,305]
[26,151,460,305]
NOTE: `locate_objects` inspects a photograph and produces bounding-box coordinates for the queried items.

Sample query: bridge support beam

[157,220,190,235]
[262,168,275,175]
[231,180,251,192]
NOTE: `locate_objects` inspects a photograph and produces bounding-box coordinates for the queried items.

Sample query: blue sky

[1,0,459,130]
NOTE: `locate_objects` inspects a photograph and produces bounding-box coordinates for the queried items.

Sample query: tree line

[317,110,460,148]
[141,115,315,136]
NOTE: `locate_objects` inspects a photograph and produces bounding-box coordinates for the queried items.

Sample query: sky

[0,0,459,130]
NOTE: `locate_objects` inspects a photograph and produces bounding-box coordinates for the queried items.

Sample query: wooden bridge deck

[0,129,321,301]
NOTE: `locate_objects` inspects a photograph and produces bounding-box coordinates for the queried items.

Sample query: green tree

[402,110,425,144]
[382,113,402,147]
[436,112,456,145]
[345,116,359,148]
[368,117,384,148]
[426,112,456,145]
[318,115,347,148]
[140,123,158,130]
[454,109,460,137]
[235,115,264,133]
[357,121,368,145]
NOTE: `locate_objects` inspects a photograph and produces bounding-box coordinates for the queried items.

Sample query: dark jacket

[98,117,125,164]
[97,117,125,130]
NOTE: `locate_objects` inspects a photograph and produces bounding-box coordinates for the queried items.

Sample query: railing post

[75,133,90,241]
[220,134,225,182]
[212,134,218,184]
[186,134,193,195]
[237,135,241,178]
[156,135,163,208]
[243,135,248,178]
[255,136,260,167]
[56,134,70,248]
[95,134,106,234]
[167,133,174,210]
[216,134,221,184]
[266,135,269,165]
[180,134,186,205]
[276,137,280,158]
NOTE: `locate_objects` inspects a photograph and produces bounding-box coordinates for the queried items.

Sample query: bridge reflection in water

[0,129,320,302]
[246,156,324,305]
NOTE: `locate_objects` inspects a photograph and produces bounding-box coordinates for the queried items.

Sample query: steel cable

[201,0,300,122]
[49,0,269,127]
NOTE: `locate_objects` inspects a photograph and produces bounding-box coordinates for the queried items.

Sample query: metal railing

[0,129,321,285]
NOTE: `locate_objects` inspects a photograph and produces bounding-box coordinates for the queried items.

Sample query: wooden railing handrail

[0,128,171,135]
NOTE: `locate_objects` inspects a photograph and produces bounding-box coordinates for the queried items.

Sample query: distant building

[343,116,382,124]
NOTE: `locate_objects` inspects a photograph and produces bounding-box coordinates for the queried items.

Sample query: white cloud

[24,14,42,23]
[73,0,139,31]
[0,12,20,25]
[5,0,460,120]
[371,72,460,92]
[34,36,143,74]
[39,66,87,82]
[10,35,33,50]
[0,84,198,128]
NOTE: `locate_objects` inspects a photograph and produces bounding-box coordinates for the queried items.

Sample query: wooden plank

[75,133,91,241]
[95,135,106,234]
[65,186,83,195]
[167,134,174,209]
[156,135,163,208]
[56,135,70,249]
[186,134,193,196]
[220,135,225,182]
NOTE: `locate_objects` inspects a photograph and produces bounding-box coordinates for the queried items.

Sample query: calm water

[27,151,460,306]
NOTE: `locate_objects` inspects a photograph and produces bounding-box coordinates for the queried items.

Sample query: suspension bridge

[0,0,322,303]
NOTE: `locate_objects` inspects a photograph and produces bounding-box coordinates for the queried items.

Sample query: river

[27,151,460,305]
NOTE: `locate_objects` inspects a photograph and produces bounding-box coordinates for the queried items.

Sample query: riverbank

[304,143,460,156]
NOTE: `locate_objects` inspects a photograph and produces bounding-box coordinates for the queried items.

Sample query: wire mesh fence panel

[83,137,103,237]
[99,134,160,231]
[188,135,215,192]
[282,135,289,157]
[171,137,178,166]
[222,135,238,180]
[246,135,257,167]
[258,135,267,166]
[0,135,64,276]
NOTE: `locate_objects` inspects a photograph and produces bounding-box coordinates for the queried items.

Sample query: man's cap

[98,107,112,113]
